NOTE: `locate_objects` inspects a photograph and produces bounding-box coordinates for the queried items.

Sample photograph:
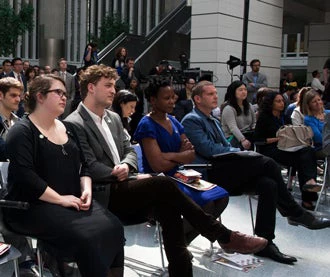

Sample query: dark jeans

[207,154,304,241]
[108,176,231,277]
[261,146,318,202]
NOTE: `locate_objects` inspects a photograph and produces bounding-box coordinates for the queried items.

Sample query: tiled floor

[1,187,330,277]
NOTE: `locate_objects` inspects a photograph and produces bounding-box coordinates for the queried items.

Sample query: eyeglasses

[46,89,67,98]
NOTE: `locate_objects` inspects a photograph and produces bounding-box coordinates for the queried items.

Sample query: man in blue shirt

[182,80,330,265]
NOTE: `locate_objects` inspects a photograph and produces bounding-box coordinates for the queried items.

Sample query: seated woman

[134,79,229,244]
[291,87,311,126]
[302,89,330,156]
[111,90,138,142]
[221,81,256,150]
[4,75,125,277]
[254,91,319,210]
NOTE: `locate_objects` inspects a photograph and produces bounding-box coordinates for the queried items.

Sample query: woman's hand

[59,195,83,211]
[80,190,92,211]
[180,138,194,152]
[241,139,251,150]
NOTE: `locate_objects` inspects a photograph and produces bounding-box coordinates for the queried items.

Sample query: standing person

[112,47,127,76]
[3,75,125,277]
[66,64,268,277]
[181,80,330,264]
[134,78,229,245]
[254,91,320,210]
[120,57,143,89]
[311,70,325,93]
[25,67,37,87]
[0,77,42,277]
[58,58,75,118]
[83,42,98,68]
[221,80,256,150]
[242,59,268,103]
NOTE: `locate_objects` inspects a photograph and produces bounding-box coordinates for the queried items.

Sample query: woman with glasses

[4,75,125,277]
[254,91,319,210]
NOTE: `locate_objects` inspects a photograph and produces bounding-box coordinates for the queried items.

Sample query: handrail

[98,33,127,63]
[147,0,186,41]
[135,30,168,63]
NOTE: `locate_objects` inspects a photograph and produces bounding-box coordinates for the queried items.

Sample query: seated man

[65,65,267,277]
[0,77,39,276]
[181,80,330,264]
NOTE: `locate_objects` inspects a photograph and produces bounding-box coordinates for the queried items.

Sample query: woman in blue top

[302,89,330,154]
[134,78,229,245]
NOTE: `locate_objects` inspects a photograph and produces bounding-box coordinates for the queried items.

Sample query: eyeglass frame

[45,89,67,98]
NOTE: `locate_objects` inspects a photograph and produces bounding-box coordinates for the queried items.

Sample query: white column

[16,0,22,57]
[105,0,110,14]
[113,0,118,14]
[67,0,72,60]
[90,0,96,37]
[296,33,301,57]
[80,0,88,62]
[129,0,134,33]
[121,0,126,21]
[137,0,143,35]
[97,0,102,37]
[23,0,29,58]
[283,34,288,58]
[146,0,151,34]
[32,0,37,59]
[73,0,79,62]
[155,0,160,25]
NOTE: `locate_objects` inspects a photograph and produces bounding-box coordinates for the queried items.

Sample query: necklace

[61,145,68,156]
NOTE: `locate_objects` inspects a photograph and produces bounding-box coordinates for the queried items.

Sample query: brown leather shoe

[219,231,268,254]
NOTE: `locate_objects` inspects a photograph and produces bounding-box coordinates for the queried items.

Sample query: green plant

[0,0,34,56]
[92,13,130,49]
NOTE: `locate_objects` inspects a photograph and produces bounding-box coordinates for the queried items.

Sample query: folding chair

[315,157,329,211]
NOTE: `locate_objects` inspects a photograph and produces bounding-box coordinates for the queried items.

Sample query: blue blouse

[134,115,228,206]
[304,110,330,150]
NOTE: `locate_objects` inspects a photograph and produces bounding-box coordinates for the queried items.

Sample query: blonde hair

[301,89,323,116]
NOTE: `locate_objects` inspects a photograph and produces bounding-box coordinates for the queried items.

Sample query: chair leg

[36,246,44,277]
[13,258,20,277]
[156,221,166,271]
[315,158,328,211]
[248,196,255,235]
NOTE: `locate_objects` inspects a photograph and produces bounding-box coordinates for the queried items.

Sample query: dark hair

[24,74,65,113]
[125,57,135,63]
[312,70,319,78]
[225,80,249,116]
[115,47,127,59]
[79,64,118,100]
[259,91,284,115]
[25,67,37,81]
[144,77,171,102]
[11,57,22,66]
[2,59,11,66]
[250,59,260,67]
[296,87,311,108]
[112,90,138,131]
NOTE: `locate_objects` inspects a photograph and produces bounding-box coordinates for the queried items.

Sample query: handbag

[276,125,313,152]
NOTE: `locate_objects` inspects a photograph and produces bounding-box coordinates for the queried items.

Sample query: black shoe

[255,242,297,264]
[288,211,330,230]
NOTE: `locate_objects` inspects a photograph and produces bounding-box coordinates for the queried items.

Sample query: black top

[5,118,89,202]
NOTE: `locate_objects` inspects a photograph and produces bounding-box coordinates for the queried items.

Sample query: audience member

[242,59,268,103]
[323,58,330,85]
[4,74,125,277]
[134,78,229,245]
[285,72,298,89]
[282,85,296,108]
[111,90,138,141]
[44,65,52,74]
[290,87,311,125]
[181,80,330,264]
[24,67,37,86]
[112,47,127,76]
[22,60,30,74]
[83,42,98,68]
[127,77,144,135]
[221,80,256,150]
[58,58,75,118]
[311,70,325,93]
[149,60,173,76]
[177,78,196,101]
[120,57,143,89]
[0,60,12,78]
[65,64,268,277]
[71,67,85,113]
[302,90,330,155]
[254,91,319,209]
[33,65,40,76]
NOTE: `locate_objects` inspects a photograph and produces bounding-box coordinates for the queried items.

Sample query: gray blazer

[65,103,137,184]
[61,71,75,118]
[242,71,268,94]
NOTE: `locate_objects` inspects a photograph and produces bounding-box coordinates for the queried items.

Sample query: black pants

[207,155,304,241]
[261,146,318,202]
[108,176,231,277]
